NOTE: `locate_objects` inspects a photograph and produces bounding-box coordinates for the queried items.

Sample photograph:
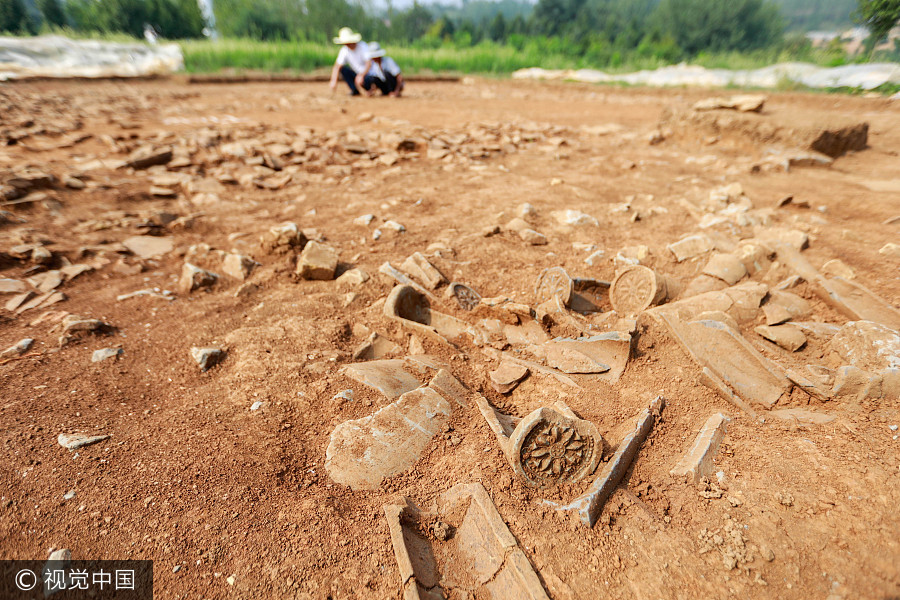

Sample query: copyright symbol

[15,569,37,591]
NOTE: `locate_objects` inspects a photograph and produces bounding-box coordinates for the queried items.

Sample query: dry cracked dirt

[1,78,899,600]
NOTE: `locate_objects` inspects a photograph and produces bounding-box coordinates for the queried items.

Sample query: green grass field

[179,39,582,75]
[179,37,866,77]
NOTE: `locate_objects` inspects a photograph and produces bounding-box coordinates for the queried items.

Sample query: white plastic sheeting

[0,35,183,80]
[513,62,900,91]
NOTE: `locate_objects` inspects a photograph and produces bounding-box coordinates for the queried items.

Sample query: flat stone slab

[671,412,731,484]
[326,387,451,490]
[383,482,549,600]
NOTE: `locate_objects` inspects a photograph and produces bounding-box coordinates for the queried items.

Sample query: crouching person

[329,27,369,96]
[355,42,405,98]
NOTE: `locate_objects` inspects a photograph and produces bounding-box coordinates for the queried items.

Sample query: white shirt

[368,57,401,80]
[335,42,369,74]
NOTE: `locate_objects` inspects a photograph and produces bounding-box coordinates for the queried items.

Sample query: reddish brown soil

[1,78,899,600]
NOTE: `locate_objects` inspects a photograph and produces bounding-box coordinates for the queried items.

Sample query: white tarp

[0,35,183,80]
[513,62,900,91]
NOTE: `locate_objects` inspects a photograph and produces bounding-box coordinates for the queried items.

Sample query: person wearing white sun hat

[354,42,405,98]
[329,27,369,96]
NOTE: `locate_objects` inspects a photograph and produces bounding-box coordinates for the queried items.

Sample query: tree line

[1,0,898,61]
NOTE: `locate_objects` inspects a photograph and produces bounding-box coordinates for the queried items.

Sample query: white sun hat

[333,27,363,45]
[366,42,387,58]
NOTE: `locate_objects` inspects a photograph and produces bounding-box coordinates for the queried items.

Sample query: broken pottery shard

[191,346,225,371]
[763,291,811,325]
[91,347,123,363]
[535,267,574,307]
[296,240,338,280]
[551,209,598,226]
[124,146,172,169]
[785,366,834,401]
[670,413,731,484]
[817,278,900,331]
[446,282,481,310]
[428,369,469,408]
[379,262,438,301]
[261,222,307,254]
[222,253,257,280]
[352,332,400,361]
[610,266,674,315]
[58,433,110,450]
[55,315,114,347]
[832,365,882,400]
[6,291,35,312]
[341,359,423,399]
[490,361,529,394]
[773,243,900,330]
[384,483,549,600]
[179,263,218,294]
[123,236,174,259]
[768,408,835,426]
[667,234,714,262]
[653,314,790,408]
[117,288,174,302]
[822,259,855,280]
[326,387,451,490]
[519,228,547,245]
[510,405,603,488]
[400,252,447,290]
[474,397,602,488]
[693,94,765,112]
[570,278,609,314]
[755,324,807,352]
[335,268,370,287]
[646,281,767,325]
[0,338,33,358]
[0,279,26,294]
[828,320,900,371]
[498,352,581,389]
[702,253,747,285]
[549,396,664,527]
[700,368,760,419]
[545,332,632,380]
[384,285,468,346]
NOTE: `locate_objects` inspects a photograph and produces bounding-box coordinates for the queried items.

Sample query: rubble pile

[2,81,898,599]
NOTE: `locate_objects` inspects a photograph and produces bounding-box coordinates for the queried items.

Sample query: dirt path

[1,78,899,600]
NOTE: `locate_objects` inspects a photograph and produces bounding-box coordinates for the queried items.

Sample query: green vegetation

[0,0,35,34]
[179,36,862,76]
[3,0,900,79]
[774,0,857,31]
[856,0,900,53]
